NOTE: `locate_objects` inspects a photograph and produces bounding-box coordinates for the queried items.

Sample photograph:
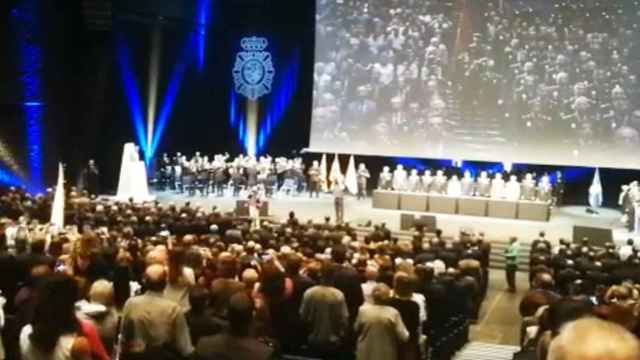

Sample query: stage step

[454,342,519,360]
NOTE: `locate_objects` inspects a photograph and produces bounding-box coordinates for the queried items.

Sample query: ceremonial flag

[51,163,65,229]
[345,155,358,195]
[319,153,328,192]
[329,153,342,186]
[588,167,603,208]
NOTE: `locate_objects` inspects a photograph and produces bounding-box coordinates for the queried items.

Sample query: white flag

[319,153,328,192]
[50,163,65,229]
[329,154,342,185]
[345,155,358,195]
[588,167,603,208]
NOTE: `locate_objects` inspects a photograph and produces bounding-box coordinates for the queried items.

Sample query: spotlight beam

[11,0,44,193]
[146,21,163,155]
[149,32,197,159]
[197,0,211,72]
[116,35,149,158]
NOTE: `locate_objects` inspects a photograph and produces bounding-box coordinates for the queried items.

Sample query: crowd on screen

[0,186,494,360]
[313,0,640,152]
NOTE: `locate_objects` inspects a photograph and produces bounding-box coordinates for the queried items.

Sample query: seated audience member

[547,318,640,360]
[535,298,594,360]
[195,292,274,360]
[355,283,409,360]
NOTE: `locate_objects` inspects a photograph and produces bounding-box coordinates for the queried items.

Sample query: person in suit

[308,160,321,198]
[120,264,194,358]
[387,273,420,360]
[82,160,100,196]
[356,163,370,200]
[195,292,274,360]
[333,175,346,224]
[354,283,409,360]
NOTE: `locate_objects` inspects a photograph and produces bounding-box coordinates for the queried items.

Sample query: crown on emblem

[241,36,268,51]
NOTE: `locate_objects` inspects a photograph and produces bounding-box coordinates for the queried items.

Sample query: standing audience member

[300,263,349,359]
[185,286,224,347]
[387,272,420,360]
[354,283,409,360]
[19,273,110,360]
[196,292,274,360]
[120,264,193,358]
[505,237,520,292]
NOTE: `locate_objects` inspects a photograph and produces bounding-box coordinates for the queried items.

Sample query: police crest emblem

[233,37,275,100]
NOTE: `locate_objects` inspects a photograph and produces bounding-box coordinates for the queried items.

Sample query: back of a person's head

[331,244,348,264]
[548,317,640,360]
[144,264,167,293]
[31,273,80,353]
[393,271,413,299]
[548,298,593,335]
[371,283,391,305]
[189,286,210,314]
[259,263,285,300]
[320,261,337,286]
[228,292,255,336]
[89,279,114,306]
[218,252,238,279]
[31,238,46,254]
[533,272,555,291]
[285,253,303,276]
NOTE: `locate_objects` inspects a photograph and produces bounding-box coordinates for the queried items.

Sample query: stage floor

[153,191,636,244]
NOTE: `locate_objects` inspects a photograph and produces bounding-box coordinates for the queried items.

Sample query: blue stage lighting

[11,0,44,193]
[256,49,300,154]
[196,0,211,72]
[0,166,23,188]
[115,35,149,159]
[149,32,197,159]
[229,89,237,128]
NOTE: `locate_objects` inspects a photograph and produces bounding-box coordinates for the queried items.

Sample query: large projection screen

[309,0,640,169]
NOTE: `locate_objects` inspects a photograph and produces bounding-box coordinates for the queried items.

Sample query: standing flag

[50,163,65,229]
[329,153,342,186]
[588,167,603,209]
[345,155,358,195]
[319,153,328,192]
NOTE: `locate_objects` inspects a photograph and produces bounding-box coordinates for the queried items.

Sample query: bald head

[144,264,167,292]
[548,318,640,360]
[371,283,391,305]
[89,279,114,306]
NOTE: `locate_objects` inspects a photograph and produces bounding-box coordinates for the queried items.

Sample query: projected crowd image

[310,0,640,168]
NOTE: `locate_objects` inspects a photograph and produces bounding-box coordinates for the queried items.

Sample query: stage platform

[152,191,636,244]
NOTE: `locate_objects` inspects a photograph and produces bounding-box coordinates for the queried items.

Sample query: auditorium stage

[153,191,636,244]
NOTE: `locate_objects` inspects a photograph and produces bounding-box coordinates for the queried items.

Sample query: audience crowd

[518,233,640,359]
[4,184,640,360]
[0,186,491,360]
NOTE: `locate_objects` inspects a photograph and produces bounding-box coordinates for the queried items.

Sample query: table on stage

[372,190,551,222]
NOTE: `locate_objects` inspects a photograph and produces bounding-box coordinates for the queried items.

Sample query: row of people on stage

[156,152,376,199]
[156,153,307,197]
[619,181,640,233]
[377,165,555,202]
